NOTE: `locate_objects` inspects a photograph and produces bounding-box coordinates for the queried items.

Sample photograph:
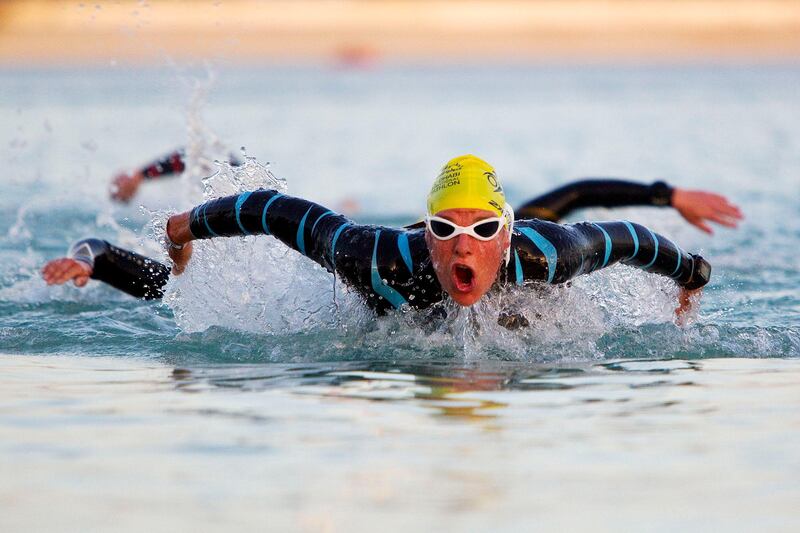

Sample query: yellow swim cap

[427,155,506,217]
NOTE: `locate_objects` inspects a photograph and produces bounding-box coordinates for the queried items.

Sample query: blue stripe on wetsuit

[260,193,283,235]
[592,223,612,268]
[670,245,683,277]
[296,206,314,256]
[642,227,659,269]
[397,233,413,274]
[622,221,639,259]
[330,223,350,267]
[370,230,408,309]
[517,226,558,283]
[235,192,253,235]
[513,249,523,286]
[311,210,334,235]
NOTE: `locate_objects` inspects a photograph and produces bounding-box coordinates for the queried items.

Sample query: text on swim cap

[430,163,463,193]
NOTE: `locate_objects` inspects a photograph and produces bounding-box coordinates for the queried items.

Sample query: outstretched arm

[509,219,711,290]
[516,178,742,234]
[165,190,432,313]
[42,239,169,300]
[111,148,187,202]
[166,190,354,274]
[167,190,374,291]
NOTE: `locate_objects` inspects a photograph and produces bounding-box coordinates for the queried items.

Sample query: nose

[452,233,475,256]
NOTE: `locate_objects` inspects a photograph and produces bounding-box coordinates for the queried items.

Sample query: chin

[450,291,484,307]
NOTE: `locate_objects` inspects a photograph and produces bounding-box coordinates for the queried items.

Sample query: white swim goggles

[425,205,515,241]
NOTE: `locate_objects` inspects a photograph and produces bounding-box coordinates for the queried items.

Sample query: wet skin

[424,208,511,307]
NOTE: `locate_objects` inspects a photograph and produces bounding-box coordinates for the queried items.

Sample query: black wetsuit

[72,185,710,312]
[69,239,169,300]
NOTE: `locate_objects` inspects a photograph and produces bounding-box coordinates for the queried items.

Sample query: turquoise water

[1,66,799,530]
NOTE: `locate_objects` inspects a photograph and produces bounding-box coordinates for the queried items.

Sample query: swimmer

[45,155,711,322]
[110,148,742,233]
[110,148,243,203]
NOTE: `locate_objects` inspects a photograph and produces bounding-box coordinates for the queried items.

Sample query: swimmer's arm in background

[515,179,673,221]
[41,239,169,300]
[515,178,742,234]
[111,148,187,202]
[509,220,710,317]
[111,149,245,203]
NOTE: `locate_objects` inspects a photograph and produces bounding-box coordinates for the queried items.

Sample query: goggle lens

[430,219,457,238]
[473,220,501,238]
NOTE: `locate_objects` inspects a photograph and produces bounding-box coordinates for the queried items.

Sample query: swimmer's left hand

[675,287,702,326]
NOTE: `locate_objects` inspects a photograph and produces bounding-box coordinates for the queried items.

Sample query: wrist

[165,213,193,249]
[651,180,674,206]
[165,217,183,250]
[75,259,94,276]
[67,238,107,273]
[683,254,711,290]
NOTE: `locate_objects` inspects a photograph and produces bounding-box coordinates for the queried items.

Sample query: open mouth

[451,264,476,292]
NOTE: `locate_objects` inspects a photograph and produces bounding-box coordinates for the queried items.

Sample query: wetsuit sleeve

[139,149,186,180]
[69,239,170,300]
[186,190,349,269]
[515,179,674,221]
[508,220,710,289]
[187,190,441,312]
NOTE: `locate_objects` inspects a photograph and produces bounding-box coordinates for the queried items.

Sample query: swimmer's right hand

[41,258,93,287]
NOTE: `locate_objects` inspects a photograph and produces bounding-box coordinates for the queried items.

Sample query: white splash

[161,157,369,335]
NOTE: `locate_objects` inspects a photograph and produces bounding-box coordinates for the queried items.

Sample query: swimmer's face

[425,208,510,307]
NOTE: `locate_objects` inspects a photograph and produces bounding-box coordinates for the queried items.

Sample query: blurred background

[2,0,800,66]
